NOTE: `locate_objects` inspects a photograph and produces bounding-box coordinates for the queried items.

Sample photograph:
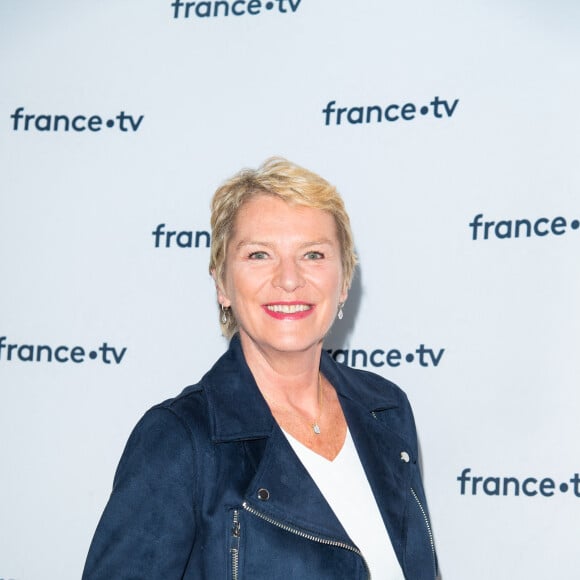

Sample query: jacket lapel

[243,426,351,542]
[321,351,415,564]
[201,336,349,540]
[339,398,412,560]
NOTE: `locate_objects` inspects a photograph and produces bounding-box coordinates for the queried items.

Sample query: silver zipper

[231,509,241,580]
[410,487,437,578]
[243,501,371,579]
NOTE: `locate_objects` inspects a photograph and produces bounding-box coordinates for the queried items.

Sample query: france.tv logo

[457,467,580,498]
[468,213,580,241]
[326,344,445,369]
[0,336,127,365]
[171,0,302,19]
[10,107,144,133]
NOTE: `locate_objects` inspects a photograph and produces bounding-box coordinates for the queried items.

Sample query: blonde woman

[83,158,438,579]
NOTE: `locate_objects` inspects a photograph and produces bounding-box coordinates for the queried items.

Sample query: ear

[211,268,232,308]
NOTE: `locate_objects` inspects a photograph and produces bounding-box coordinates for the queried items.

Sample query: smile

[266,303,311,313]
[262,303,314,319]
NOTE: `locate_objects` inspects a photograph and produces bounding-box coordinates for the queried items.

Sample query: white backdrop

[1,1,579,578]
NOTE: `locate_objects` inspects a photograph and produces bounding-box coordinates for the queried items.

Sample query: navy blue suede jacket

[83,335,438,579]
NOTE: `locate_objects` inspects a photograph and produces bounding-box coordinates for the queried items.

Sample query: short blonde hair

[209,157,357,337]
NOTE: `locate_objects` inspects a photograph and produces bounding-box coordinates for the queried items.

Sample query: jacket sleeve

[82,406,197,579]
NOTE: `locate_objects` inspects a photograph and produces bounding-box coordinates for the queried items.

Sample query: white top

[282,428,405,580]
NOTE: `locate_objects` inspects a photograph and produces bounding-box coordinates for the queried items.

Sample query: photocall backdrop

[1,1,579,578]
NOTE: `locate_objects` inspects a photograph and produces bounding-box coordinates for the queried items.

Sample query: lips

[262,302,314,320]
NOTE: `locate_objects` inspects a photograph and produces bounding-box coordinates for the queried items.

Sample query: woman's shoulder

[140,381,209,435]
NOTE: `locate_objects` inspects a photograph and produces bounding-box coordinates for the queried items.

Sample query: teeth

[267,304,311,314]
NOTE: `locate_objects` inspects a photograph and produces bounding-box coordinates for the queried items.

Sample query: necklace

[312,372,323,435]
[263,372,324,435]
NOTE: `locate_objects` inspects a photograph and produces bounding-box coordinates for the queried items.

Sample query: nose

[272,256,305,292]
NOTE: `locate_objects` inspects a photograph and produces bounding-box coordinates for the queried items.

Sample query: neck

[239,333,323,409]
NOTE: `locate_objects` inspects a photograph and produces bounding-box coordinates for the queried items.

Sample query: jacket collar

[202,334,400,442]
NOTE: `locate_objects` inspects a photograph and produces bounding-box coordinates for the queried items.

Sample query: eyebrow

[236,239,334,250]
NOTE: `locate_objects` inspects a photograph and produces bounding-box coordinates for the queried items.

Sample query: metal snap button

[400,451,410,463]
[257,488,270,501]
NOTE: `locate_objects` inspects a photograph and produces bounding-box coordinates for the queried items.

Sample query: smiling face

[216,194,348,359]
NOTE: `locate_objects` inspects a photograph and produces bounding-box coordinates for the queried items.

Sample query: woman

[83,158,438,579]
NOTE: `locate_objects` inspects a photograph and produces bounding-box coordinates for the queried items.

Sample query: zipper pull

[232,510,241,537]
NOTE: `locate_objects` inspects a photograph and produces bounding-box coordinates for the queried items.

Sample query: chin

[245,329,325,354]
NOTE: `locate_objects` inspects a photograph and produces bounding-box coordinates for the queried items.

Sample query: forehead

[231,194,339,241]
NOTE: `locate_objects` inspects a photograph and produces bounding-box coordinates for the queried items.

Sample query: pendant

[313,423,321,435]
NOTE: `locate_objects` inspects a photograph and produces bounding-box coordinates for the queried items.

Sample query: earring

[221,304,229,324]
[337,303,344,320]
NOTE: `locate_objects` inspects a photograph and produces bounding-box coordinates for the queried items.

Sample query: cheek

[224,267,256,306]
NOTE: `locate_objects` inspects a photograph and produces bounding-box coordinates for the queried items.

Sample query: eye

[304,251,324,260]
[248,251,269,260]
